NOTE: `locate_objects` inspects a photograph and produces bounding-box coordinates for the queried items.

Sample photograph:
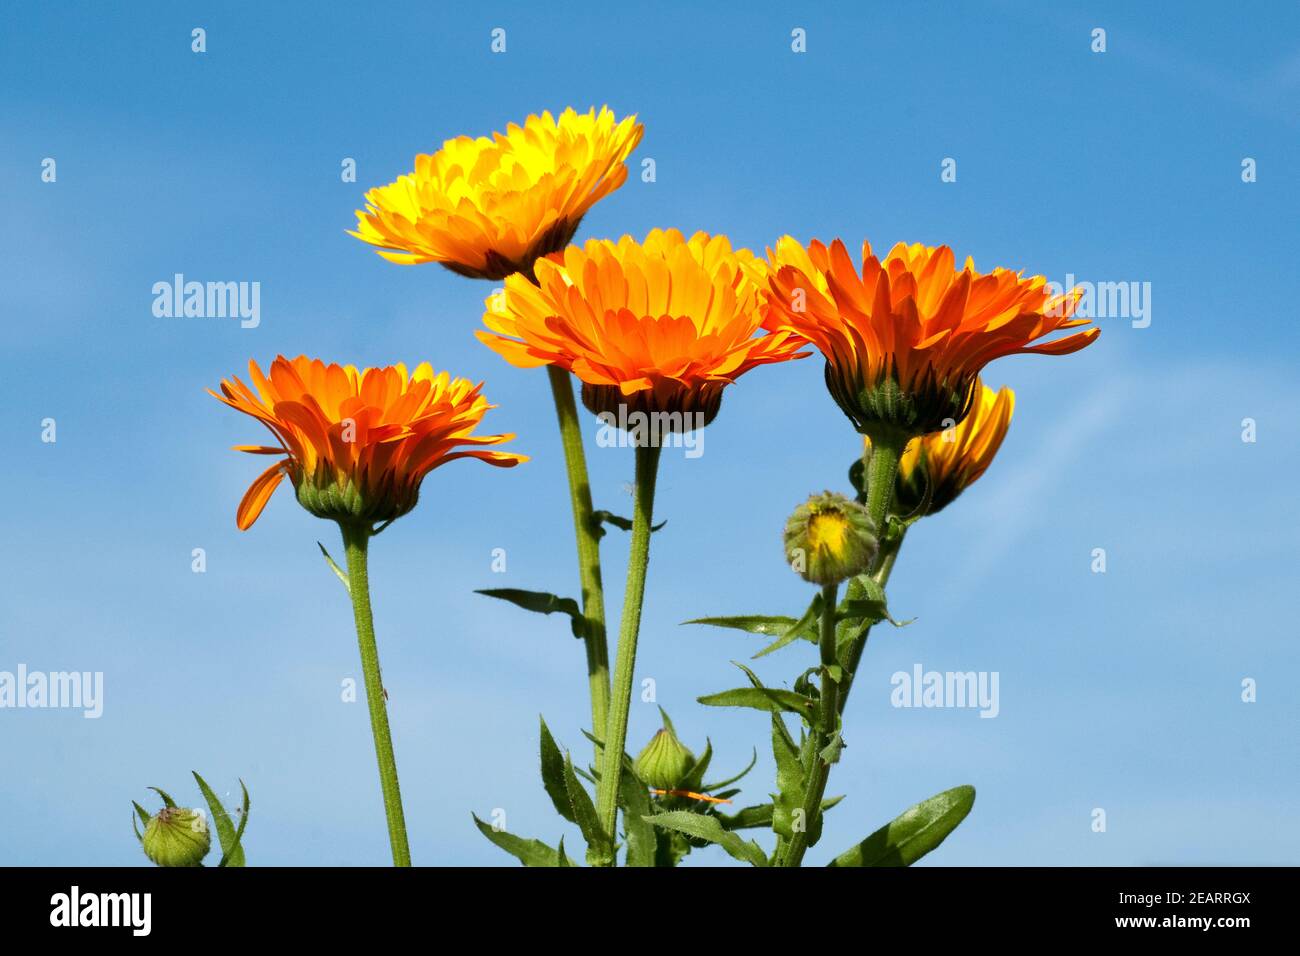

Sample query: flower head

[142,806,210,868]
[890,380,1015,517]
[634,725,696,791]
[349,106,643,280]
[762,238,1096,441]
[783,491,878,587]
[477,229,808,428]
[210,356,526,530]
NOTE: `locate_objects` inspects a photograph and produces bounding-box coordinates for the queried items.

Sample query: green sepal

[828,784,975,867]
[131,802,149,843]
[700,748,757,793]
[148,787,177,809]
[471,814,576,867]
[475,588,586,640]
[646,811,769,867]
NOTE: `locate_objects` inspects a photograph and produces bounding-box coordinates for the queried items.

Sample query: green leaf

[472,814,575,867]
[647,811,768,867]
[683,615,811,640]
[698,687,819,723]
[592,510,667,537]
[538,717,576,824]
[147,787,176,809]
[192,772,248,868]
[317,541,350,595]
[719,795,843,831]
[828,785,976,867]
[681,738,713,792]
[752,593,823,659]
[564,752,611,860]
[617,759,656,868]
[771,714,805,838]
[219,780,251,868]
[819,731,844,766]
[476,588,586,640]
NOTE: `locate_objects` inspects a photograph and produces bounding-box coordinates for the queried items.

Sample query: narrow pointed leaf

[538,717,576,824]
[475,588,586,639]
[564,752,611,858]
[698,687,819,723]
[617,760,656,868]
[193,772,246,868]
[317,541,351,595]
[753,593,823,659]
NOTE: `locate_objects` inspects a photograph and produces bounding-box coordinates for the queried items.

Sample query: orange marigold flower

[210,355,527,530]
[349,106,643,280]
[762,238,1097,441]
[888,380,1015,517]
[476,229,808,429]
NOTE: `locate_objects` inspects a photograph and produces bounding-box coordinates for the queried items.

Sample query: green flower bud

[783,491,878,587]
[142,806,211,867]
[634,727,695,791]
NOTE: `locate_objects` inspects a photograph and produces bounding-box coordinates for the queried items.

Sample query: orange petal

[236,460,288,530]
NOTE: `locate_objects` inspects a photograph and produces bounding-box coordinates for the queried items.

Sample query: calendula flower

[888,380,1015,517]
[477,229,808,429]
[349,106,643,280]
[210,355,527,530]
[762,238,1097,441]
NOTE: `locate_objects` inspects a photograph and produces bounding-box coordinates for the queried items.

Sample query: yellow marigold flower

[889,380,1015,517]
[762,237,1097,441]
[210,355,527,530]
[476,229,808,428]
[349,106,643,280]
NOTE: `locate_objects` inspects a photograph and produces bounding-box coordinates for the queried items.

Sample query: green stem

[593,441,662,863]
[782,581,840,867]
[783,435,905,867]
[341,523,412,867]
[545,365,611,753]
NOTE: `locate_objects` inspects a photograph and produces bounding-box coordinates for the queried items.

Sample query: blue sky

[1,0,1297,866]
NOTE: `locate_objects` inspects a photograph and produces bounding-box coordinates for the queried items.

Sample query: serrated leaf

[538,717,576,824]
[472,814,575,867]
[647,810,768,867]
[193,772,247,868]
[475,588,586,640]
[828,785,975,867]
